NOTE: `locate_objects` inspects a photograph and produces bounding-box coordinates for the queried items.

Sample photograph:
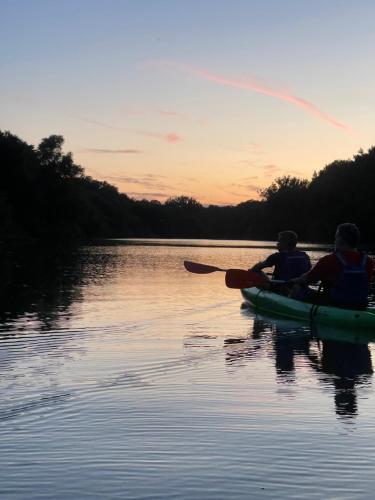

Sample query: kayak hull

[241,287,375,330]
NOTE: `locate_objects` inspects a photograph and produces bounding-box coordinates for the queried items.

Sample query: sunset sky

[1,0,375,205]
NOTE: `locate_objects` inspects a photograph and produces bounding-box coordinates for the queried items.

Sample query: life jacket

[329,252,369,308]
[274,250,311,281]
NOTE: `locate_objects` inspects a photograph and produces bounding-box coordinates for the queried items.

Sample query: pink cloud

[106,173,171,191]
[72,114,182,143]
[72,115,124,130]
[229,182,261,192]
[151,61,350,131]
[85,148,142,154]
[122,105,146,117]
[126,191,171,200]
[250,164,282,177]
[136,130,182,143]
[260,164,279,171]
[123,105,185,119]
[165,132,181,142]
[155,108,185,118]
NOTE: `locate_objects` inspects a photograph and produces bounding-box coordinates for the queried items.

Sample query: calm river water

[1,240,375,499]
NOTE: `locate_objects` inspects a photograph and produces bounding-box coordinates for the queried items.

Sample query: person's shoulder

[295,249,309,257]
[311,253,338,272]
[342,250,370,265]
[266,251,281,260]
[318,253,336,263]
[264,252,282,264]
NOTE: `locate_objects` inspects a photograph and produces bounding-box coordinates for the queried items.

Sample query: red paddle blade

[184,260,225,274]
[225,269,266,289]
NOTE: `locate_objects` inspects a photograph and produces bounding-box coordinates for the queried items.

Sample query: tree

[261,176,309,202]
[165,196,203,209]
[38,135,84,179]
[2,129,375,242]
[164,196,204,237]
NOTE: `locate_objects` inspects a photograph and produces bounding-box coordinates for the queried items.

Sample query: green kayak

[241,287,375,330]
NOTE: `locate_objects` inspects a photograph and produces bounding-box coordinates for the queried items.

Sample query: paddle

[183,260,227,274]
[225,269,266,289]
[184,260,269,289]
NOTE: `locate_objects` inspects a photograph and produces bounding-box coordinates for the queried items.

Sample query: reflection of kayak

[242,287,375,331]
[245,308,375,345]
[312,323,375,344]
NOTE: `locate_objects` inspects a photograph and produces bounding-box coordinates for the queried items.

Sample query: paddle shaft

[184,260,288,289]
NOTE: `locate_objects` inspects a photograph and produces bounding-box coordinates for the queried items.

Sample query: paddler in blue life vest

[250,230,311,294]
[291,223,374,309]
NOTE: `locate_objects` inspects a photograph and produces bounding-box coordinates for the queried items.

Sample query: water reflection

[225,312,374,420]
[308,336,373,418]
[0,243,121,424]
[0,242,118,332]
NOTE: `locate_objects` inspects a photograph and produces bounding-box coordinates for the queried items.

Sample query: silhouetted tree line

[1,130,374,242]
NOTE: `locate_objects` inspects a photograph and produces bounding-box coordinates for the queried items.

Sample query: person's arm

[291,256,328,284]
[291,271,310,285]
[250,260,269,272]
[250,253,279,272]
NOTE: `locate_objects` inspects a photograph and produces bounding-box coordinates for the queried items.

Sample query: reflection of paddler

[228,310,374,418]
[226,316,312,381]
[307,339,373,418]
[269,318,374,418]
[249,314,311,378]
[273,324,310,378]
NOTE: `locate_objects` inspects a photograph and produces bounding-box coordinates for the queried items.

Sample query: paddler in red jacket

[292,223,373,309]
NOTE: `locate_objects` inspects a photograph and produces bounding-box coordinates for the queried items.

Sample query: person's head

[335,223,360,250]
[277,230,298,251]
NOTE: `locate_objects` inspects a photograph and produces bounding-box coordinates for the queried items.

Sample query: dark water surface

[1,240,375,499]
